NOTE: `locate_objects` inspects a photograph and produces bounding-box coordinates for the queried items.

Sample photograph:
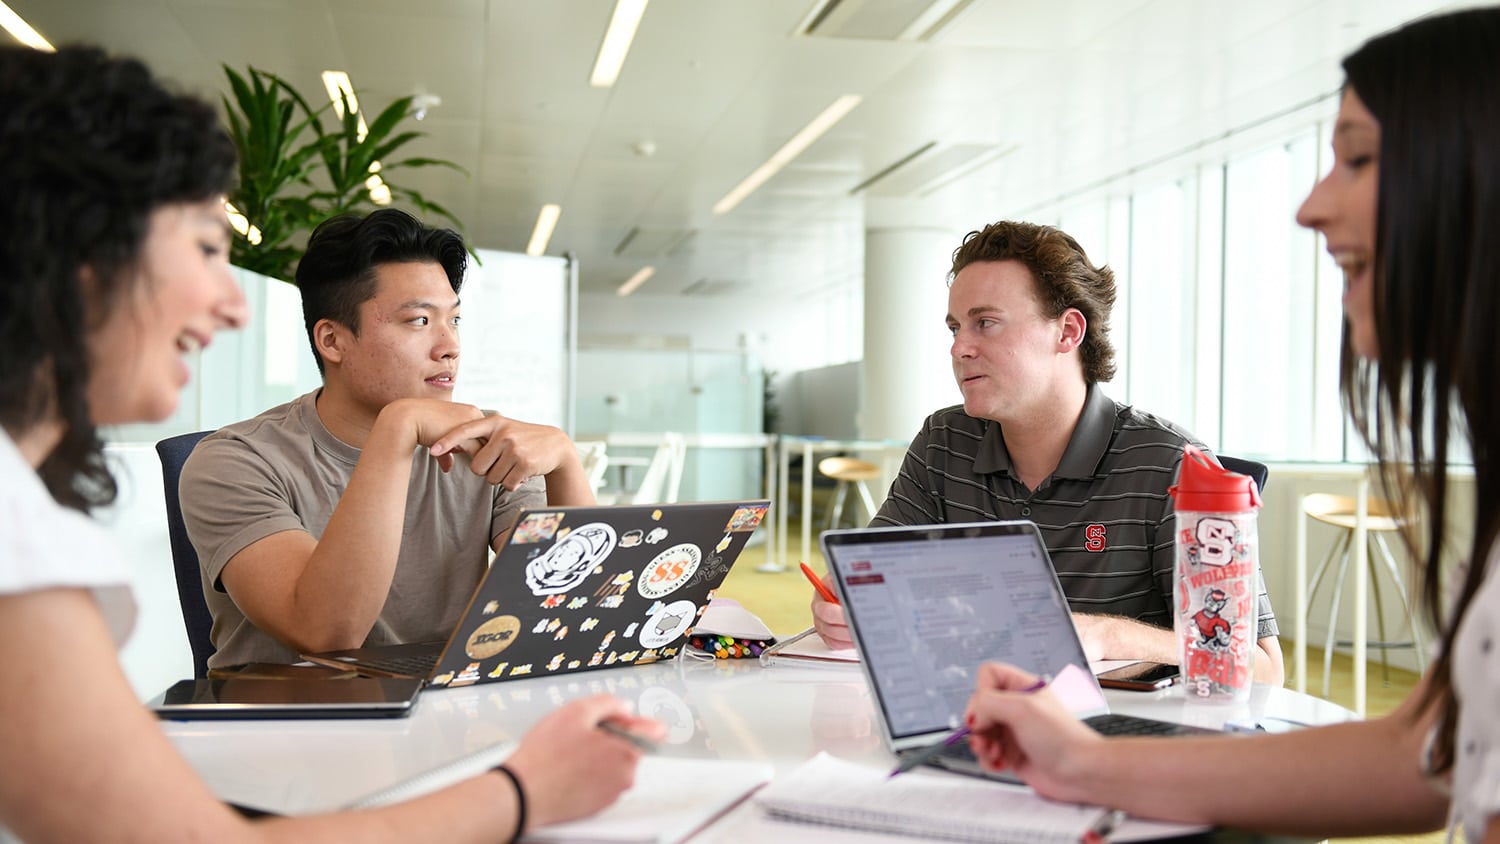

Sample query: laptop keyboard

[936,712,1213,766]
[340,652,438,677]
[1083,712,1215,736]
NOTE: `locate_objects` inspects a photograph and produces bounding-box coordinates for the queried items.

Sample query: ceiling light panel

[712,94,862,216]
[526,204,562,256]
[0,1,52,51]
[590,0,649,87]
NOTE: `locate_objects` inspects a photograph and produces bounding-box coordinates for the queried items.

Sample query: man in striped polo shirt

[812,221,1284,686]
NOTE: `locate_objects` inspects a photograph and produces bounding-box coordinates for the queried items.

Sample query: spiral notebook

[754,752,1109,844]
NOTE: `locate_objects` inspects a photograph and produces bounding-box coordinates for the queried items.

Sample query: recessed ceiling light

[0,2,53,51]
[590,0,649,88]
[617,265,656,296]
[526,204,562,256]
[712,94,862,216]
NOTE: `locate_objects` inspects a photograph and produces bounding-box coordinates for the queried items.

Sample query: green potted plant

[221,65,466,282]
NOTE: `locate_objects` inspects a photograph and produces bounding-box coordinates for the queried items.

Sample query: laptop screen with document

[823,521,1095,746]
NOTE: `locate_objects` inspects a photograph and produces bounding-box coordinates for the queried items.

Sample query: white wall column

[861,227,961,442]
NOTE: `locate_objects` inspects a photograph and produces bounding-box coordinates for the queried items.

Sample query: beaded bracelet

[492,763,527,844]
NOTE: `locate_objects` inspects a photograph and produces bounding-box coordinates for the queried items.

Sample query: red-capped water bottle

[1169,445,1261,702]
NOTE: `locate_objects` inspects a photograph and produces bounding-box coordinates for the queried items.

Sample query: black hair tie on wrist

[493,763,526,843]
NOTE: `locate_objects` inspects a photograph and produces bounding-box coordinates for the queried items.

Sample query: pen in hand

[887,675,1050,779]
[597,719,660,753]
[800,562,840,605]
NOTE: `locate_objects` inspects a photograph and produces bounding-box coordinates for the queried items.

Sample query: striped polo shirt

[871,385,1278,639]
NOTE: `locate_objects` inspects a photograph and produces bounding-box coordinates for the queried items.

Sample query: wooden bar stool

[818,456,880,530]
[1302,491,1425,700]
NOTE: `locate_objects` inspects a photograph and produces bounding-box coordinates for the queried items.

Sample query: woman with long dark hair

[964,7,1500,839]
[0,45,658,843]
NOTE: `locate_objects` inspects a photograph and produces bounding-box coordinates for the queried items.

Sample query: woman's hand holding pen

[964,662,1105,805]
[803,563,855,650]
[503,695,666,831]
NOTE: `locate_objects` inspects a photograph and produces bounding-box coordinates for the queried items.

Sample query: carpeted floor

[716,522,1444,844]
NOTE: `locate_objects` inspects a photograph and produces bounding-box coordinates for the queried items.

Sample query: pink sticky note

[1048,663,1108,714]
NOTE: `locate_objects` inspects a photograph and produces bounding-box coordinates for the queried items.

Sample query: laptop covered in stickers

[301,499,771,688]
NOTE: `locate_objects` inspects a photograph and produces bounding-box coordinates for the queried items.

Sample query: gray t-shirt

[180,390,544,668]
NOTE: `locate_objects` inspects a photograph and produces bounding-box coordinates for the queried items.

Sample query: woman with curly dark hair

[963,7,1500,841]
[0,45,658,843]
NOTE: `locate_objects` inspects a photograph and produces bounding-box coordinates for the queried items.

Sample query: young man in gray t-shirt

[181,209,595,668]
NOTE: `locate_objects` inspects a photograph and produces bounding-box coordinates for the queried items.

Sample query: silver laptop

[821,520,1212,779]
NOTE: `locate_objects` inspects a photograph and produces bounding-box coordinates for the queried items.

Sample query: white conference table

[162,654,1355,839]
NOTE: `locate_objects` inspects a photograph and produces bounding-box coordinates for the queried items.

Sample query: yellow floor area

[715,528,1443,844]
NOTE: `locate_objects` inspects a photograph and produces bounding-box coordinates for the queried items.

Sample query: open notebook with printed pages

[749,751,1206,844]
[758,626,859,665]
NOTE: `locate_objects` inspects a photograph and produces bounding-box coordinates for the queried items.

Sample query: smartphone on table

[1095,661,1179,691]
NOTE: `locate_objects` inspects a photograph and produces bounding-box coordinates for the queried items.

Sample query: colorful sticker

[567,596,589,610]
[620,529,643,548]
[487,662,509,678]
[624,622,639,638]
[638,543,702,599]
[511,664,533,676]
[546,653,565,671]
[597,630,616,652]
[483,600,500,615]
[580,617,599,631]
[726,504,768,532]
[639,599,696,648]
[567,660,581,670]
[451,662,483,687]
[513,512,565,543]
[598,594,624,609]
[466,615,522,659]
[553,625,569,641]
[526,522,617,595]
[645,526,668,544]
[588,653,604,667]
[715,534,732,553]
[432,671,455,686]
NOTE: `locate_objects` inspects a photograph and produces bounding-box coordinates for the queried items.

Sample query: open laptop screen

[823,521,1092,743]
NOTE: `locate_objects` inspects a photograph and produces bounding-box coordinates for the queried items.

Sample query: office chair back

[1217,455,1269,495]
[155,431,215,678]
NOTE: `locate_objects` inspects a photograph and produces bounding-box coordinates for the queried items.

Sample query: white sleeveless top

[1,432,136,843]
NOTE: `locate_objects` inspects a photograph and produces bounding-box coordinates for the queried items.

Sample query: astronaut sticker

[526,522,616,595]
[639,599,696,648]
[513,512,564,543]
[638,543,702,599]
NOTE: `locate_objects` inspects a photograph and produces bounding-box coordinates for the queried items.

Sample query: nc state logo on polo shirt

[1085,524,1106,552]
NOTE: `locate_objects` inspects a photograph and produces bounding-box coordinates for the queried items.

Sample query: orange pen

[800,561,841,605]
